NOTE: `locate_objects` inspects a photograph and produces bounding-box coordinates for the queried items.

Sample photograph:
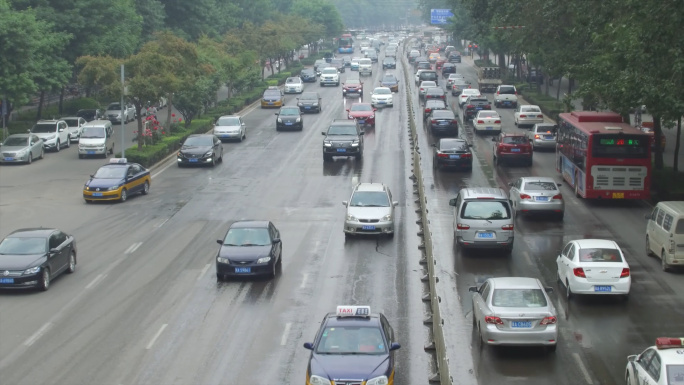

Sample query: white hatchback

[459,89,481,107]
[556,239,631,300]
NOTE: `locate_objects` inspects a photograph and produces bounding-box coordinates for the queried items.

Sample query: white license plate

[535,196,548,201]
[476,232,494,239]
[594,286,612,292]
[511,321,532,328]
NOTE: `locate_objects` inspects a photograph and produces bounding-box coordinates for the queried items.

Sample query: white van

[645,201,684,272]
[78,120,114,158]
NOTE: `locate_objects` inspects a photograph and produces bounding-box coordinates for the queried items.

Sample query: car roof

[420,81,436,85]
[426,99,446,105]
[502,132,526,137]
[461,187,508,199]
[230,220,270,229]
[490,277,542,290]
[7,133,31,138]
[573,239,619,249]
[433,110,454,116]
[219,114,241,118]
[83,120,111,126]
[440,138,467,144]
[374,87,391,91]
[462,89,480,93]
[657,201,684,213]
[520,177,558,184]
[331,119,357,125]
[61,116,80,120]
[8,228,58,238]
[345,79,361,83]
[187,134,214,138]
[355,182,387,192]
[36,120,61,124]
[521,105,541,109]
[351,103,372,107]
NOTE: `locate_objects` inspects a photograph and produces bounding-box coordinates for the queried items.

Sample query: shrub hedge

[651,166,684,201]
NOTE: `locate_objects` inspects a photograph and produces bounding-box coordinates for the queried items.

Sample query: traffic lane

[0,58,430,385]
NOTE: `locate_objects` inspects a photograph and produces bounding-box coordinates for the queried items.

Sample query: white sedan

[556,239,631,300]
[370,87,393,107]
[459,89,481,107]
[472,110,502,134]
[514,104,544,128]
[446,73,466,87]
[625,337,684,385]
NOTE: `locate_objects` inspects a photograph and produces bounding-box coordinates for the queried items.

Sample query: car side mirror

[90,174,94,178]
[448,198,457,206]
[393,201,399,207]
[303,342,313,350]
[49,248,59,254]
[216,239,223,245]
[242,123,246,126]
[390,342,401,351]
[321,132,326,136]
[468,143,473,147]
[346,109,350,112]
[179,141,184,146]
[508,182,514,187]
[627,355,637,362]
[491,137,497,142]
[27,129,31,132]
[275,113,279,115]
[359,131,365,135]
[468,286,478,293]
[545,287,554,293]
[342,201,348,206]
[644,214,651,220]
[272,238,281,244]
[431,143,436,147]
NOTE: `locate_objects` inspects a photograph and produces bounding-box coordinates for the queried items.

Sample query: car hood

[350,111,374,118]
[214,125,241,132]
[279,115,301,121]
[0,254,46,270]
[348,206,391,219]
[1,145,30,152]
[179,145,212,155]
[219,245,272,262]
[33,132,57,139]
[344,84,361,89]
[87,178,124,188]
[381,81,398,87]
[311,354,389,381]
[79,137,106,145]
[326,135,359,141]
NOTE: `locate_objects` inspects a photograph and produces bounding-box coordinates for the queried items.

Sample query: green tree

[291,0,343,38]
[135,0,166,42]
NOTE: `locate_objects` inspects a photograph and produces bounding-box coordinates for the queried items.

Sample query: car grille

[183,154,201,159]
[3,152,17,157]
[1,270,24,277]
[335,382,363,385]
[332,141,352,148]
[228,260,252,265]
[359,219,380,223]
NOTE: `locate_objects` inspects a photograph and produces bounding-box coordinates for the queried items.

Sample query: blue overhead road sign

[430,9,453,25]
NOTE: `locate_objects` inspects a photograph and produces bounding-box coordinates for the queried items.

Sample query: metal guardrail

[400,40,451,385]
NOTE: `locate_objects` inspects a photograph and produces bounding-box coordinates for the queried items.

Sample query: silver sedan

[470,277,558,352]
[0,134,44,164]
[528,123,557,150]
[508,176,565,220]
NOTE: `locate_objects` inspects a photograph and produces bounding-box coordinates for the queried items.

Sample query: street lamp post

[120,64,125,159]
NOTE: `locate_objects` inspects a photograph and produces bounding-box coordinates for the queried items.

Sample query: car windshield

[217,117,240,126]
[428,89,444,95]
[535,125,557,134]
[3,137,28,146]
[331,59,344,65]
[328,125,357,135]
[460,201,511,220]
[264,91,281,98]
[286,78,300,84]
[279,108,300,116]
[675,219,684,234]
[64,119,80,127]
[322,69,337,74]
[578,248,623,262]
[523,182,558,191]
[80,126,105,138]
[427,101,446,108]
[384,58,395,63]
[32,123,56,133]
[478,112,499,118]
[374,88,391,95]
[0,237,47,255]
[351,104,372,112]
[502,136,528,144]
[360,59,371,65]
[93,166,126,179]
[222,227,271,246]
[492,289,548,308]
[440,140,467,151]
[315,326,387,354]
[382,76,396,82]
[470,99,488,104]
[183,136,213,146]
[301,69,314,75]
[300,93,318,100]
[499,86,516,94]
[522,107,541,113]
[350,191,390,207]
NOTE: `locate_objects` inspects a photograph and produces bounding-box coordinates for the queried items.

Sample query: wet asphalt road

[411,50,684,384]
[0,46,432,384]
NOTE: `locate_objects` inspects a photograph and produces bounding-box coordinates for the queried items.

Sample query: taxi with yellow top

[303,306,400,385]
[261,86,285,108]
[83,158,151,203]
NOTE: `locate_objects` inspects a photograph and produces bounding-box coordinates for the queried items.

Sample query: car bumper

[0,154,30,163]
[70,133,80,142]
[495,100,517,107]
[320,80,339,85]
[473,124,502,133]
[517,200,564,213]
[483,324,558,346]
[284,88,303,93]
[352,117,375,125]
[277,122,303,130]
[78,147,107,155]
[383,65,397,69]
[0,273,42,289]
[456,236,514,249]
[359,68,372,75]
[42,140,59,149]
[372,100,393,107]
[436,158,471,168]
[301,77,316,83]
[261,101,283,108]
[324,147,360,155]
[215,132,242,140]
[83,187,123,201]
[343,89,362,96]
[344,220,394,235]
[532,139,556,148]
[216,261,275,277]
[569,278,631,295]
[177,156,215,165]
[518,118,544,127]
[498,153,532,161]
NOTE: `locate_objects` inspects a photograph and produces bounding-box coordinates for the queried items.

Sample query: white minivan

[645,201,684,272]
[78,120,114,158]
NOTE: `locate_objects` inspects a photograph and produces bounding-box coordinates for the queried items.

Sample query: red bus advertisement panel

[555,111,651,200]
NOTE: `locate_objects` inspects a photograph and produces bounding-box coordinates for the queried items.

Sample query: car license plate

[268,102,274,105]
[305,107,311,109]
[362,225,376,230]
[358,120,365,124]
[93,192,103,197]
[504,101,511,104]
[535,196,549,201]
[476,107,483,110]
[4,157,13,161]
[594,286,612,292]
[476,232,494,239]
[379,101,386,104]
[221,135,230,138]
[285,123,293,125]
[337,148,346,152]
[189,159,198,162]
[544,135,554,139]
[87,151,95,154]
[511,148,521,152]
[612,192,624,199]
[486,127,493,130]
[511,321,532,328]
[449,155,460,159]
[439,121,448,125]
[235,267,251,273]
[0,278,14,284]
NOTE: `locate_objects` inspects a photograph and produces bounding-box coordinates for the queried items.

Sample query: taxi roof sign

[336,305,371,317]
[109,158,127,164]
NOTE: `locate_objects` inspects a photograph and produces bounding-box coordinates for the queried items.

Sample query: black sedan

[462,96,492,120]
[423,99,447,120]
[441,63,457,76]
[382,57,396,69]
[432,138,473,171]
[275,106,303,131]
[0,228,77,291]
[424,87,447,104]
[216,220,282,280]
[428,110,458,136]
[177,134,224,167]
[297,92,322,113]
[300,68,316,83]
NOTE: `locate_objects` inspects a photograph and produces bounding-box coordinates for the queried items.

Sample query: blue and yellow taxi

[83,158,151,203]
[303,306,400,385]
[261,86,285,108]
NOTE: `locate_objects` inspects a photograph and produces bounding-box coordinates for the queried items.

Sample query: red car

[435,58,447,70]
[492,133,533,166]
[346,103,377,127]
[342,79,364,97]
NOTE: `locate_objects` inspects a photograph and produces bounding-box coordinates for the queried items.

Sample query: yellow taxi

[261,86,285,108]
[83,158,151,203]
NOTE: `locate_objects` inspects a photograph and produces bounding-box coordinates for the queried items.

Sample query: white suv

[319,67,340,86]
[343,183,399,238]
[371,87,393,107]
[31,120,71,152]
[358,58,373,76]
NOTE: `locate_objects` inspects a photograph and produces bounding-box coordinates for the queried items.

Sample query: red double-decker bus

[555,111,651,199]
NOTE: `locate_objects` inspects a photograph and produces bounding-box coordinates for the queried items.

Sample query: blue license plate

[268,102,274,105]
[189,159,198,162]
[235,267,251,273]
[93,192,103,197]
[544,135,554,139]
[440,121,449,125]
[358,120,365,124]
[285,123,293,125]
[504,101,511,104]
[449,155,460,159]
[486,127,493,130]
[0,278,15,284]
[4,157,13,161]
[535,196,549,201]
[362,225,376,230]
[305,107,311,109]
[511,321,532,328]
[221,135,230,137]
[379,101,386,104]
[476,107,483,110]
[594,286,612,292]
[476,232,494,239]
[511,148,521,152]
[87,151,95,154]
[336,148,346,152]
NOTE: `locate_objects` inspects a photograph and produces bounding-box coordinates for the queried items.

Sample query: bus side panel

[559,154,587,197]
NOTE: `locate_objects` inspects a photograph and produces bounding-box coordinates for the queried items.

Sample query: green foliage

[63,98,101,115]
[334,0,420,28]
[652,167,684,201]
[517,85,564,122]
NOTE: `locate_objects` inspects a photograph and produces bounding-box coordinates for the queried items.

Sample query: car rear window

[578,248,624,262]
[477,111,499,118]
[264,91,281,98]
[535,125,557,134]
[420,72,438,80]
[460,201,512,220]
[432,111,454,119]
[427,88,444,94]
[499,86,516,94]
[523,182,558,191]
[492,289,547,308]
[502,136,528,144]
[440,139,468,151]
[522,107,541,113]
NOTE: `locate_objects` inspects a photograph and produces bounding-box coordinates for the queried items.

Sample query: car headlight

[256,257,271,264]
[343,89,347,92]
[217,257,230,264]
[277,118,282,123]
[23,266,41,275]
[313,102,318,106]
[296,118,301,122]
[348,114,354,119]
[308,375,331,385]
[204,151,213,157]
[366,376,389,385]
[351,141,359,147]
[346,214,357,221]
[298,103,303,106]
[369,115,375,119]
[107,185,121,191]
[16,149,28,156]
[324,141,332,147]
[383,214,392,221]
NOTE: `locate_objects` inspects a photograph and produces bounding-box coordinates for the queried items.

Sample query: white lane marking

[257,131,262,135]
[197,264,211,281]
[125,242,143,254]
[351,176,359,185]
[521,251,533,266]
[280,323,292,346]
[24,323,53,346]
[85,274,107,289]
[155,218,169,229]
[301,273,308,289]
[573,352,593,384]
[146,324,168,350]
[151,161,175,179]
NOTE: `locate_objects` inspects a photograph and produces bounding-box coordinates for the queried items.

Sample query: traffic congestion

[0,28,682,385]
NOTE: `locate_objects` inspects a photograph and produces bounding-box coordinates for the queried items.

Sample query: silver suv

[343,183,399,238]
[449,188,514,254]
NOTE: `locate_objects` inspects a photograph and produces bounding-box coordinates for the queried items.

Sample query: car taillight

[501,224,514,230]
[437,153,449,158]
[456,223,470,229]
[496,91,500,95]
[537,115,543,118]
[573,267,586,278]
[494,120,501,124]
[485,316,503,325]
[535,134,540,139]
[477,120,484,124]
[461,153,472,158]
[552,194,562,200]
[441,95,445,98]
[451,120,458,125]
[520,114,527,118]
[620,268,630,278]
[540,316,557,325]
[425,108,431,112]
[467,104,474,108]
[520,194,531,200]
[420,88,424,91]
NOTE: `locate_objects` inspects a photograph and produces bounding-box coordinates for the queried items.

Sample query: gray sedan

[508,176,565,220]
[528,123,557,150]
[0,134,44,164]
[470,277,558,352]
